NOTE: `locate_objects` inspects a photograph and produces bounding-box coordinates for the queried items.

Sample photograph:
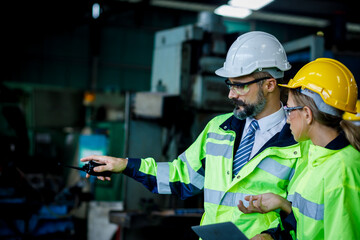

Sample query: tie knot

[249,120,259,133]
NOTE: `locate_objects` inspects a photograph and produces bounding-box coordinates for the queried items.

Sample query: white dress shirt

[241,105,287,159]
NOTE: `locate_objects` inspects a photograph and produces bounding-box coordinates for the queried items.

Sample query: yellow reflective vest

[287,140,360,240]
[124,113,300,238]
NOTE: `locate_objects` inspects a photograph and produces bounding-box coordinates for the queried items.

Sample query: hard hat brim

[216,67,286,79]
[215,67,239,78]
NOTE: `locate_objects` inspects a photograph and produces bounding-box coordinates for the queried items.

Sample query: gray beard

[233,90,267,120]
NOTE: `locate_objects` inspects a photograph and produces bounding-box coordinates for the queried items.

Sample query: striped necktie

[233,120,259,177]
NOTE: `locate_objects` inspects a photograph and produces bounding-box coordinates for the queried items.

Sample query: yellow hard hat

[279,58,358,113]
[343,100,360,121]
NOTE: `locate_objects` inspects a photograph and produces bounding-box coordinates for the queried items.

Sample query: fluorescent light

[214,5,252,19]
[92,3,100,19]
[250,11,329,28]
[229,0,274,10]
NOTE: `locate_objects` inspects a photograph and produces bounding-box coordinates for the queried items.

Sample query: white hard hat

[215,31,291,79]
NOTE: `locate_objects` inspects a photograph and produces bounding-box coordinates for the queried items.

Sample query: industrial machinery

[136,11,234,117]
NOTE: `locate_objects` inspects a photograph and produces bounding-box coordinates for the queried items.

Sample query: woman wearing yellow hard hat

[237,58,360,240]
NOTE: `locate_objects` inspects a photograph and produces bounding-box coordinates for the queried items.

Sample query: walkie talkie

[58,160,112,177]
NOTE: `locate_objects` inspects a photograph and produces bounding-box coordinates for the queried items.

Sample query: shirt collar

[325,131,349,150]
[245,104,286,132]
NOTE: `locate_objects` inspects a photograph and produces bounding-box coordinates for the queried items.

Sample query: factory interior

[1,0,360,239]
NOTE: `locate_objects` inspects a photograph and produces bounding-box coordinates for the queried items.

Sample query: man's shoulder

[201,112,238,132]
[208,112,234,124]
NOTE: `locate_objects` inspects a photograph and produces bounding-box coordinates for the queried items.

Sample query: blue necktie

[233,120,259,177]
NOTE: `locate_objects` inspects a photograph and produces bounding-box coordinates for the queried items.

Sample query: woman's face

[286,91,310,142]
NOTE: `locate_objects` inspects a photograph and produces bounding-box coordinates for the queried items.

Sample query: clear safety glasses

[225,77,271,95]
[284,106,304,118]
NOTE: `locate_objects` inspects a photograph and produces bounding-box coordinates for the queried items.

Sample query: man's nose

[228,88,238,99]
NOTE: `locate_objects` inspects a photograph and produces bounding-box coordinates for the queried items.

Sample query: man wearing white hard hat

[81,31,298,238]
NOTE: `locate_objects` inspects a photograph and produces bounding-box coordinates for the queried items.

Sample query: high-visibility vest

[125,113,300,238]
[288,141,360,240]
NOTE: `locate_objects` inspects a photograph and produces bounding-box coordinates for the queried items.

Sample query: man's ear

[264,78,277,93]
[303,106,313,125]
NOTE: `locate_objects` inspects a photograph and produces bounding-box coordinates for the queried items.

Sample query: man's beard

[232,90,267,120]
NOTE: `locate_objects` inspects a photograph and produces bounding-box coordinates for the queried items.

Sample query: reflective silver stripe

[222,192,248,207]
[207,132,235,142]
[206,142,232,159]
[204,188,222,205]
[257,157,295,180]
[288,192,324,220]
[156,162,171,194]
[204,188,248,207]
[179,152,204,190]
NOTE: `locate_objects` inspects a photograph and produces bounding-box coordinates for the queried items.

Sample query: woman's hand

[238,193,292,214]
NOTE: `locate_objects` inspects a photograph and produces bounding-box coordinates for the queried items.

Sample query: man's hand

[238,193,292,214]
[80,155,128,181]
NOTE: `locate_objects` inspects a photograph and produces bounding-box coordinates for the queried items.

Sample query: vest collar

[220,115,245,132]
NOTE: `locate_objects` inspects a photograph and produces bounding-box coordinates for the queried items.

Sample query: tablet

[191,222,249,240]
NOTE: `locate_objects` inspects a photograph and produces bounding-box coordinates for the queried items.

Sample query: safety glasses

[284,106,304,117]
[225,77,271,95]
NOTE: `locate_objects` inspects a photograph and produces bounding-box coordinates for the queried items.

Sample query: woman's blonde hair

[290,89,360,151]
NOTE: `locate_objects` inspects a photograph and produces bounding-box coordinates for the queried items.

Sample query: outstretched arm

[79,120,211,199]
